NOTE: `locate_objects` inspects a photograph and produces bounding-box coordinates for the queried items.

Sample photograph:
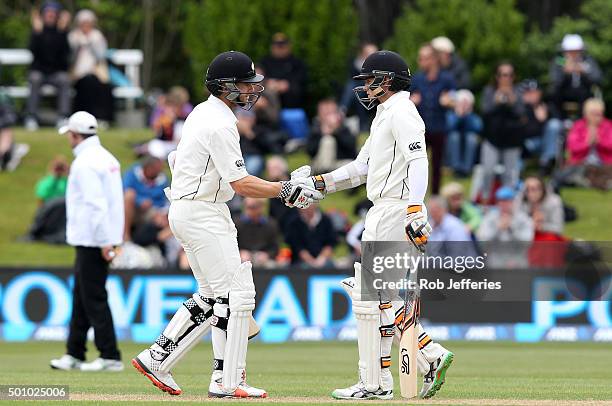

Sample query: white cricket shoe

[331,380,393,400]
[131,349,182,395]
[80,357,124,372]
[50,354,82,370]
[420,350,454,399]
[208,370,268,398]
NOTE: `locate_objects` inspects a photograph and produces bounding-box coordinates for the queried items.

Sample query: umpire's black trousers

[67,246,120,361]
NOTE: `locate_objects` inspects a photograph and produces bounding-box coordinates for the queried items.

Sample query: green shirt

[35,174,68,202]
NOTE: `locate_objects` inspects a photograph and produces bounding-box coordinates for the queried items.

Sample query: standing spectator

[35,155,69,203]
[285,205,337,267]
[516,176,564,240]
[259,33,308,108]
[307,98,357,173]
[410,43,455,194]
[550,34,602,119]
[440,182,482,237]
[445,89,481,177]
[339,43,379,131]
[0,94,29,171]
[431,36,471,89]
[235,197,280,267]
[123,155,169,241]
[478,62,525,201]
[477,186,533,242]
[50,111,124,371]
[25,1,71,130]
[68,9,113,124]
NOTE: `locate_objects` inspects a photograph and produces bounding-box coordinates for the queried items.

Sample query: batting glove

[403,205,432,253]
[284,165,327,208]
[278,179,324,209]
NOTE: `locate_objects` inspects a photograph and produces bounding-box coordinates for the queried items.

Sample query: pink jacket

[566,118,612,165]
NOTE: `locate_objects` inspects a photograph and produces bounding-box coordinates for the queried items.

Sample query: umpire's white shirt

[169,95,249,202]
[356,91,427,203]
[66,136,124,247]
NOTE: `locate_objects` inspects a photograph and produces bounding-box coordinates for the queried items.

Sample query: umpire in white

[131,51,322,398]
[50,111,124,372]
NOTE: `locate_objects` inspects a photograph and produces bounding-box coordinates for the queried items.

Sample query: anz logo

[408,142,421,151]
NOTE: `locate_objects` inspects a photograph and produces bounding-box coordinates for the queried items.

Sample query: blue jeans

[446,112,482,173]
[524,118,562,166]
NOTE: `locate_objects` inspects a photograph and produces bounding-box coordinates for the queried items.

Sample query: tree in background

[385,0,525,91]
[183,0,358,108]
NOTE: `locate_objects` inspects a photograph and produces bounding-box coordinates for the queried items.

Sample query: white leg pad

[223,262,255,392]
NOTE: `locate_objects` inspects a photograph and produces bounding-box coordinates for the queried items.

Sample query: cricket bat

[399,290,418,398]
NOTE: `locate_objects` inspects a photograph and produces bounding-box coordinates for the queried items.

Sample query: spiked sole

[422,352,454,399]
[131,358,182,396]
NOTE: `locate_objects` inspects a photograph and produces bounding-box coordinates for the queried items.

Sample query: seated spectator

[520,79,562,175]
[516,176,564,240]
[130,208,180,267]
[144,86,193,159]
[236,108,266,176]
[427,195,476,258]
[0,96,29,171]
[346,199,373,259]
[307,98,357,173]
[440,182,482,237]
[35,155,69,203]
[431,36,471,89]
[445,89,481,177]
[252,65,287,154]
[549,34,602,119]
[266,156,295,234]
[285,205,337,268]
[236,197,280,267]
[339,42,379,131]
[478,62,525,202]
[123,155,170,240]
[68,9,113,124]
[259,33,308,109]
[25,1,71,130]
[552,98,612,190]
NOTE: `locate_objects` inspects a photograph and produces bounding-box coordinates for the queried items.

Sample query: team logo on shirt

[408,142,422,151]
[235,159,245,168]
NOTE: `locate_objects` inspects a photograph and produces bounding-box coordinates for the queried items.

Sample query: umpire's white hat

[58,111,98,135]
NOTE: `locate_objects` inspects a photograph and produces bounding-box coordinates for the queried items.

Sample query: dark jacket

[29,26,70,74]
[447,54,471,90]
[236,216,280,257]
[259,54,308,108]
[481,85,526,149]
[306,124,356,161]
[285,212,337,263]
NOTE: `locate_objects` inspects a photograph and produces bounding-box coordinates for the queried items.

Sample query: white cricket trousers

[168,199,241,298]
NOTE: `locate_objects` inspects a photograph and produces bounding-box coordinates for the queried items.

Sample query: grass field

[0,341,611,405]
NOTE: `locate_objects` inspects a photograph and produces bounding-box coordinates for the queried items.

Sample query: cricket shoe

[80,357,124,372]
[420,350,454,399]
[208,370,268,398]
[131,349,181,395]
[331,380,393,400]
[50,354,82,370]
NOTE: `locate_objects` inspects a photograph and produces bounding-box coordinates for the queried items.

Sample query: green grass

[0,341,611,404]
[0,128,610,266]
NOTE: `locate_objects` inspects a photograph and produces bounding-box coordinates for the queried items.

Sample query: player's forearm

[407,158,428,206]
[230,175,282,198]
[318,159,368,194]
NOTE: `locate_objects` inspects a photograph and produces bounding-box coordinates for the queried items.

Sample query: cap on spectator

[561,34,584,51]
[495,186,516,201]
[431,36,455,54]
[41,1,62,13]
[272,32,290,45]
[75,9,97,24]
[440,182,464,199]
[58,111,98,135]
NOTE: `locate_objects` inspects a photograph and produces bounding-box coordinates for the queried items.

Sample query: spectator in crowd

[440,182,482,237]
[339,42,379,131]
[130,207,180,267]
[427,195,475,258]
[431,36,471,89]
[252,66,286,154]
[307,98,357,173]
[346,199,373,259]
[410,43,456,194]
[445,89,481,177]
[478,62,525,201]
[552,98,612,190]
[68,9,113,125]
[0,95,29,171]
[265,156,295,234]
[35,155,69,203]
[516,176,564,240]
[550,34,602,119]
[285,204,337,268]
[235,108,266,176]
[477,186,533,242]
[259,33,308,108]
[25,1,72,130]
[236,197,280,267]
[123,155,169,241]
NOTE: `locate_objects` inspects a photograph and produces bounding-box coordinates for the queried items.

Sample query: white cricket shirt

[356,91,427,203]
[169,95,249,203]
[66,136,124,247]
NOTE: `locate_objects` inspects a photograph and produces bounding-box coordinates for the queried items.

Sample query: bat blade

[399,292,418,399]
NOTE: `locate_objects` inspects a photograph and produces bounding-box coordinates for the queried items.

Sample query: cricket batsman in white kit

[131,50,323,398]
[295,51,454,400]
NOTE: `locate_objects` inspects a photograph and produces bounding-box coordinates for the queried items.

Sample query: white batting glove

[284,165,326,208]
[279,179,324,209]
[403,205,432,253]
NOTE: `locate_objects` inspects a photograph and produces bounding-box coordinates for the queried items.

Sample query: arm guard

[319,159,369,194]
